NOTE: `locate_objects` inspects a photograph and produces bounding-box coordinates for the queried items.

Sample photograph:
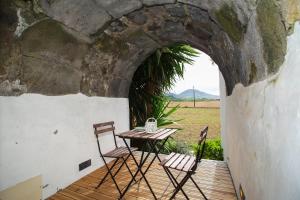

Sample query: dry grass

[166,101,220,144]
[168,100,220,108]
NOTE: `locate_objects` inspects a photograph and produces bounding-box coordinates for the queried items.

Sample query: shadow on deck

[48,153,237,200]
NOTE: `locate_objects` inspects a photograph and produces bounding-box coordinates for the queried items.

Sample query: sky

[170,50,220,95]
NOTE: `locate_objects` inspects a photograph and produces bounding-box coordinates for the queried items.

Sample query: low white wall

[221,22,300,200]
[0,93,129,198]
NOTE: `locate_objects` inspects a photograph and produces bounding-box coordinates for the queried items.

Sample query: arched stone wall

[1,1,300,199]
[1,0,296,97]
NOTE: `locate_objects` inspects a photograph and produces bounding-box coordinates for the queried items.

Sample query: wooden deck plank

[48,152,237,200]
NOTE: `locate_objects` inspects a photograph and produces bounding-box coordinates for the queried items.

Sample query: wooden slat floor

[48,153,237,200]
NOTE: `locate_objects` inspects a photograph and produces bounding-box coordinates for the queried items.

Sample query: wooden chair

[93,121,137,195]
[160,126,208,200]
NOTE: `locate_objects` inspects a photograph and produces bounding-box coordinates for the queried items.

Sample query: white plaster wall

[220,22,300,200]
[0,93,129,199]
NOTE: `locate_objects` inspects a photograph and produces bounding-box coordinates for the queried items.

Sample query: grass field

[166,101,220,144]
[168,100,220,108]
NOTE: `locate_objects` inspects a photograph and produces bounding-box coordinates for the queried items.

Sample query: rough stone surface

[142,0,175,6]
[178,0,224,10]
[214,3,247,43]
[0,79,27,96]
[256,0,287,73]
[81,29,159,97]
[20,19,88,95]
[126,10,148,25]
[281,0,300,33]
[0,0,24,93]
[0,0,296,97]
[40,0,111,35]
[95,0,142,18]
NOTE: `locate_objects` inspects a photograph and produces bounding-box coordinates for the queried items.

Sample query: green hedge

[192,137,224,161]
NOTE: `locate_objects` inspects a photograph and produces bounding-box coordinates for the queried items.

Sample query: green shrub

[191,137,224,161]
[159,138,190,155]
[159,137,224,161]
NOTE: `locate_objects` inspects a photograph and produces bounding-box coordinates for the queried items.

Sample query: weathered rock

[127,10,148,25]
[142,0,175,6]
[20,19,88,95]
[178,0,224,10]
[40,0,111,35]
[256,0,287,73]
[281,0,300,33]
[95,0,142,18]
[0,79,27,96]
[214,3,247,43]
[81,28,159,97]
[108,20,128,33]
[0,0,22,84]
[0,0,295,97]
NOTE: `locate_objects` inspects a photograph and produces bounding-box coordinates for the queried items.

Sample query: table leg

[143,138,169,175]
[119,138,158,200]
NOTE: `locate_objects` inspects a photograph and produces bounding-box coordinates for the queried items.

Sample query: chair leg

[95,158,120,189]
[163,167,178,191]
[165,168,189,199]
[96,154,136,189]
[99,158,123,196]
[169,173,190,200]
[123,158,136,182]
[190,176,208,200]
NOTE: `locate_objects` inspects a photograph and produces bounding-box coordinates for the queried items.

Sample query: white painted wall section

[221,22,300,200]
[0,94,129,199]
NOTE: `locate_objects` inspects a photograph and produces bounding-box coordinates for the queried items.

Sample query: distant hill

[166,89,219,100]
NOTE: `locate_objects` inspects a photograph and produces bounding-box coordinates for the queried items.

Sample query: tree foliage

[129,44,198,128]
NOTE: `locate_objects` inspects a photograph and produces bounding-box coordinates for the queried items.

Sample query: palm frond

[129,44,198,128]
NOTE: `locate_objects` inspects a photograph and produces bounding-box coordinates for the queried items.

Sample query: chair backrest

[191,126,208,171]
[93,121,118,151]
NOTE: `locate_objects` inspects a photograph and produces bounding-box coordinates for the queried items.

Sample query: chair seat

[103,146,138,158]
[160,152,196,172]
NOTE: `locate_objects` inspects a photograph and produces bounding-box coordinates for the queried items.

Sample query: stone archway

[0,0,294,97]
[1,1,300,199]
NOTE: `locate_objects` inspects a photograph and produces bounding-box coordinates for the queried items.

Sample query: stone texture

[126,10,148,25]
[95,0,142,18]
[281,0,300,33]
[40,0,111,35]
[20,19,88,95]
[0,0,295,97]
[214,3,247,43]
[142,0,175,6]
[81,28,159,97]
[178,0,224,10]
[256,0,287,73]
[0,79,27,96]
[0,0,23,88]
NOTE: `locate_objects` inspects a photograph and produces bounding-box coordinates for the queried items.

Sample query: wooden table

[117,128,177,200]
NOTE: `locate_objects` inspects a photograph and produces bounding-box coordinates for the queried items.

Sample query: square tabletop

[118,128,177,141]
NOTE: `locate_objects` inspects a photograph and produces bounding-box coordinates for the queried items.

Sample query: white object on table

[145,118,157,133]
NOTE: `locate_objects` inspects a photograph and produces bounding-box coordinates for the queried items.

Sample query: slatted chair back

[93,121,118,152]
[191,126,208,171]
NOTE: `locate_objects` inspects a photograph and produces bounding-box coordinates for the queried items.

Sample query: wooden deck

[48,153,237,200]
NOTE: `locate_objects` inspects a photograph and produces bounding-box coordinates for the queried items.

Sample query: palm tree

[129,44,199,128]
